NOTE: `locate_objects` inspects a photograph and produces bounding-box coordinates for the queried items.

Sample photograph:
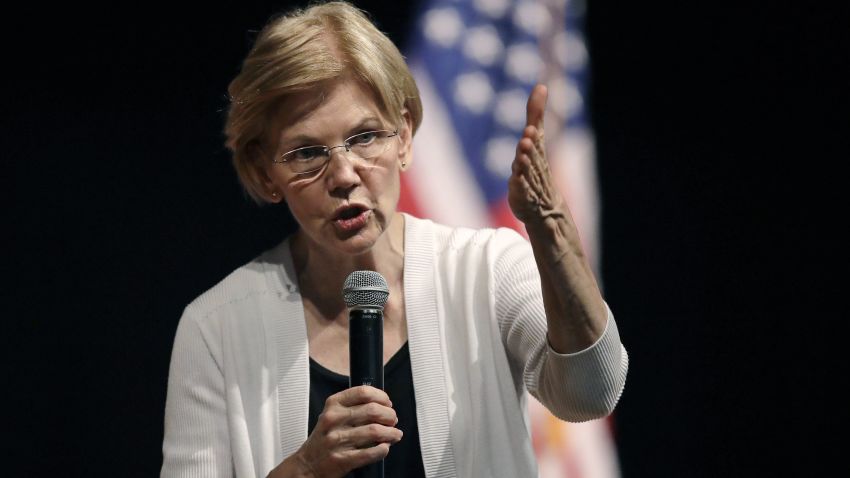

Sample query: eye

[348,131,378,146]
[287,146,324,162]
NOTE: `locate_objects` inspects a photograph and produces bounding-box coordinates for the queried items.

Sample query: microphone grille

[343,270,389,308]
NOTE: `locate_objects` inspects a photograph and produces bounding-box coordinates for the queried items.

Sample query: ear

[248,142,284,204]
[397,109,414,171]
[257,168,284,204]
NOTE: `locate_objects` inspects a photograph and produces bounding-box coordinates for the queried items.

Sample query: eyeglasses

[273,129,399,176]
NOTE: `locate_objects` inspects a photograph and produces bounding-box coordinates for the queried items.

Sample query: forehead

[269,79,389,143]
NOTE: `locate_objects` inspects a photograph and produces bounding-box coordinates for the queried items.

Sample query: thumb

[526,84,548,133]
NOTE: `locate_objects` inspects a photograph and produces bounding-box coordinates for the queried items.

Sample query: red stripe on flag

[489,198,525,235]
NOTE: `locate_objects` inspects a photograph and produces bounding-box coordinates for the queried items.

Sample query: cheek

[281,188,322,223]
[366,163,401,199]
[378,173,403,213]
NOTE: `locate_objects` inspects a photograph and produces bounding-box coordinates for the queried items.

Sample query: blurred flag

[401,0,619,477]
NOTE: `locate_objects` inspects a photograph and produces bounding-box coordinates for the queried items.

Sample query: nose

[326,144,349,156]
[324,145,361,195]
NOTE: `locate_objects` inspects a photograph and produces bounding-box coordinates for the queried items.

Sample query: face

[261,79,413,257]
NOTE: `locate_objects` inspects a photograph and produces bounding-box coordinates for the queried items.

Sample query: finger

[516,128,544,170]
[512,153,529,176]
[526,138,549,176]
[517,174,541,206]
[515,143,546,179]
[341,423,403,449]
[515,136,534,161]
[524,125,545,157]
[333,385,392,408]
[525,84,548,132]
[530,167,552,207]
[340,442,392,471]
[347,402,398,427]
[512,146,539,182]
[526,146,556,200]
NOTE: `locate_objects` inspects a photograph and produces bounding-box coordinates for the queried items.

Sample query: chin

[312,222,379,256]
[336,231,383,256]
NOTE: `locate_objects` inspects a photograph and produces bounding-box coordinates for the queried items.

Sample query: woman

[161,2,628,477]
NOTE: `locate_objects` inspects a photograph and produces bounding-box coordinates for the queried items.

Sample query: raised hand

[504,84,608,354]
[507,84,568,226]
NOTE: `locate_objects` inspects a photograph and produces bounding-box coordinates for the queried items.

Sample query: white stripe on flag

[410,63,491,229]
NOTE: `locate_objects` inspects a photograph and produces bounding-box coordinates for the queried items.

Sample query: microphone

[343,271,389,478]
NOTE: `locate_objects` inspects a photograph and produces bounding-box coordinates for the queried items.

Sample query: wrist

[523,213,561,237]
[525,211,585,260]
[268,451,317,478]
[521,201,570,232]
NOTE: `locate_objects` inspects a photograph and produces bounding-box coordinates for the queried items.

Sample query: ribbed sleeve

[161,308,232,477]
[538,309,629,421]
[492,228,628,422]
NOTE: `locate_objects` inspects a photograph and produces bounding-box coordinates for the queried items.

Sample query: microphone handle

[349,308,384,478]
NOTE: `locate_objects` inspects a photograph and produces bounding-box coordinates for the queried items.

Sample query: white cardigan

[161,214,628,478]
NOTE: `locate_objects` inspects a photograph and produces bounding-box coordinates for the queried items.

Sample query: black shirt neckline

[309,341,411,383]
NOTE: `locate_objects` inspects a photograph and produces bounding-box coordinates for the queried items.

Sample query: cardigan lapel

[404,215,458,478]
[262,240,311,461]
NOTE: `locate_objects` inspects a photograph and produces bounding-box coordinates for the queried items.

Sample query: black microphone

[343,270,389,478]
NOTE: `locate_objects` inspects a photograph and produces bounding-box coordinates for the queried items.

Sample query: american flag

[399,0,620,476]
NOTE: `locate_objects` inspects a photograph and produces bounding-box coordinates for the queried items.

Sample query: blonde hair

[224,1,423,203]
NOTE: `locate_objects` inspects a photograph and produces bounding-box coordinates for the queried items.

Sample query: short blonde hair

[224,1,423,203]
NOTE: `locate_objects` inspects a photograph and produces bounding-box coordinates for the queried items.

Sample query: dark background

[6,1,845,476]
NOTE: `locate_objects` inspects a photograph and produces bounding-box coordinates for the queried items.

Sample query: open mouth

[333,205,371,232]
[335,205,366,221]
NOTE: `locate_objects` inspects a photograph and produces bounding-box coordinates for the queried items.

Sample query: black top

[308,342,426,478]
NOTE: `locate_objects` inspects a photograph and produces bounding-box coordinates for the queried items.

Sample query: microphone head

[343,270,389,309]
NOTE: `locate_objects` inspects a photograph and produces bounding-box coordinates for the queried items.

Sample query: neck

[291,212,405,315]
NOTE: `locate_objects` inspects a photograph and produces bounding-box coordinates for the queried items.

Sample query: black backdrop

[6,1,845,476]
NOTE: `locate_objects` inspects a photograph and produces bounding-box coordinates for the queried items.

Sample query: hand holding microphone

[273,271,397,478]
[282,386,399,478]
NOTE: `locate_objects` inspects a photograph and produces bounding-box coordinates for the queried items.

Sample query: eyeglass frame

[271,129,400,176]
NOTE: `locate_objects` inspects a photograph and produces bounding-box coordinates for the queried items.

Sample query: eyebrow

[277,116,386,151]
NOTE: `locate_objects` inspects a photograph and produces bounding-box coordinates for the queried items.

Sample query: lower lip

[334,209,371,232]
